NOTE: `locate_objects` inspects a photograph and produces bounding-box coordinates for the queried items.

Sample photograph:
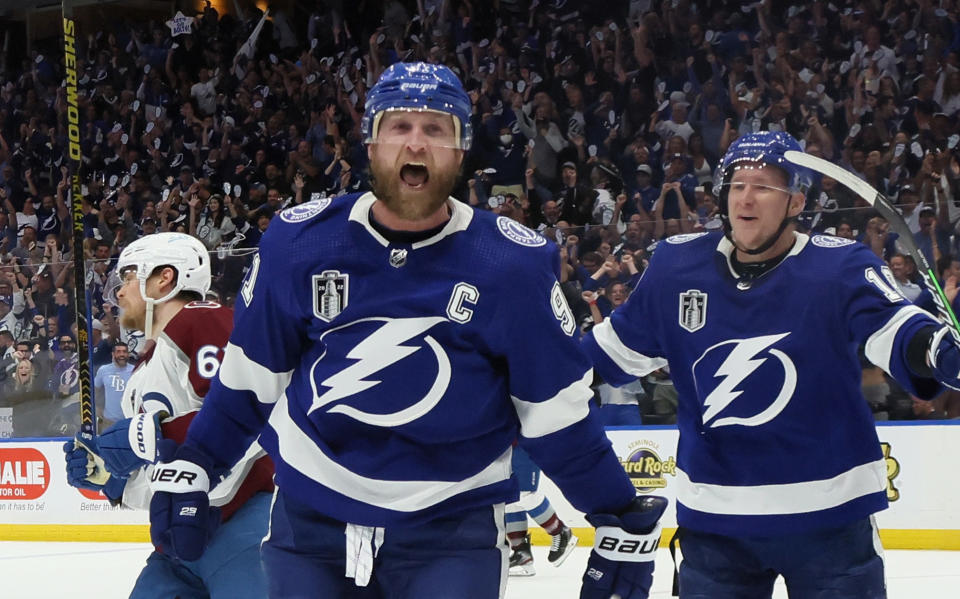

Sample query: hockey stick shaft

[62,2,96,436]
[784,150,960,345]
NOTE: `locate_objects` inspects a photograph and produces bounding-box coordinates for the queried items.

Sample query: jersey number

[551,282,576,336]
[865,266,904,303]
[197,345,223,379]
[241,254,261,306]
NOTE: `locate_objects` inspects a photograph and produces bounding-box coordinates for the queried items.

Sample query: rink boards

[0,423,958,549]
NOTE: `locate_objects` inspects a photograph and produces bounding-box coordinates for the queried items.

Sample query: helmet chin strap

[144,297,155,341]
[139,279,181,340]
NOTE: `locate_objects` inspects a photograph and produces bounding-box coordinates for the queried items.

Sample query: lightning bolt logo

[308,316,451,427]
[699,333,795,428]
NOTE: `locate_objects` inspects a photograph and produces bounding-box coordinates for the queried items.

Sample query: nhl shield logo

[679,289,707,332]
[313,270,349,322]
[389,248,408,268]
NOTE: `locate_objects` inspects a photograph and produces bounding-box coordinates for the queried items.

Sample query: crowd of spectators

[2,0,960,436]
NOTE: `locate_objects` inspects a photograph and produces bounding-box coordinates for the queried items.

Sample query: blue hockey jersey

[185,193,636,526]
[583,231,943,536]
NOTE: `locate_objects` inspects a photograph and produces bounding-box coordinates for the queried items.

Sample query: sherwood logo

[62,18,82,163]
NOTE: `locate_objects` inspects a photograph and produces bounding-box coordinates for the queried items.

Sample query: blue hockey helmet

[712,131,815,199]
[361,62,473,150]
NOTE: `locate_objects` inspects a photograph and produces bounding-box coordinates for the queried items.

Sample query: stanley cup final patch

[313,270,349,322]
[679,289,707,332]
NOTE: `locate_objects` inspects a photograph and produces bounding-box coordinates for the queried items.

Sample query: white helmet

[106,232,211,307]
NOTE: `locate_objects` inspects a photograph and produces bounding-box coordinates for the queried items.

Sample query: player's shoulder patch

[811,234,856,248]
[496,216,546,247]
[279,197,333,223]
[665,232,709,245]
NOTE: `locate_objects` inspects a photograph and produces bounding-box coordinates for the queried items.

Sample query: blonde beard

[119,307,146,333]
[368,153,460,222]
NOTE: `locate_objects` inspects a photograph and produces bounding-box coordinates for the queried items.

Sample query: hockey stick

[784,150,960,345]
[62,2,96,436]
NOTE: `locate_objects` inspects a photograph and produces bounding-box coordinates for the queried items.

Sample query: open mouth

[400,163,429,189]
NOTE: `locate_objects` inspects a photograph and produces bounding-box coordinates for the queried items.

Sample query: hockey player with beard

[63,232,273,598]
[145,62,667,599]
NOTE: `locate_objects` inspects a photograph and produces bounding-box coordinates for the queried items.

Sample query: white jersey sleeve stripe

[209,441,267,506]
[675,458,887,516]
[511,369,592,438]
[592,319,668,377]
[270,393,513,512]
[218,342,294,405]
[864,304,930,374]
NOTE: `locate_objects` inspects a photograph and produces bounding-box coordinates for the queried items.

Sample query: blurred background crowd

[0,0,959,437]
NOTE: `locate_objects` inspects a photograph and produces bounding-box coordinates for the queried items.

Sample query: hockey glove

[580,495,668,599]
[149,440,221,562]
[96,411,166,477]
[63,436,126,502]
[928,326,960,390]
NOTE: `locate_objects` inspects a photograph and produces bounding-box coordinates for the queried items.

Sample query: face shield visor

[104,266,138,307]
[363,108,467,150]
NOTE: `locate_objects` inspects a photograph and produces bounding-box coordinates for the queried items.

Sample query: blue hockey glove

[63,436,127,502]
[580,496,668,599]
[928,326,960,390]
[149,440,221,561]
[97,411,166,477]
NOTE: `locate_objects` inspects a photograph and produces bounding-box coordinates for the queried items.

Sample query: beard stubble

[368,149,461,222]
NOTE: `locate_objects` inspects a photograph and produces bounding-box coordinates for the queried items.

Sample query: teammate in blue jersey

[146,62,667,599]
[583,130,960,598]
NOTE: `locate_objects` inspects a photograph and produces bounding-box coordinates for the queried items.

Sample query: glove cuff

[103,474,126,505]
[150,458,211,494]
[928,326,951,370]
[592,522,662,563]
[127,411,164,463]
[928,326,960,390]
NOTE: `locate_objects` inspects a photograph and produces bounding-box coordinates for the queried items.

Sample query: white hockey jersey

[118,301,273,518]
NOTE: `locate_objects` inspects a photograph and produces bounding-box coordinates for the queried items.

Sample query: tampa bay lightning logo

[811,235,855,248]
[691,333,797,428]
[497,216,546,247]
[59,364,79,389]
[308,316,451,427]
[280,197,332,223]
